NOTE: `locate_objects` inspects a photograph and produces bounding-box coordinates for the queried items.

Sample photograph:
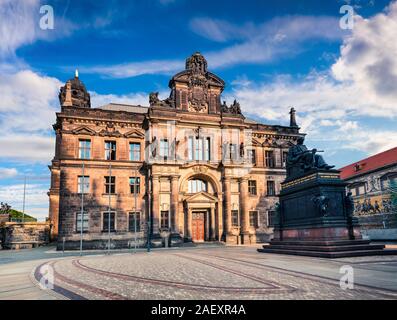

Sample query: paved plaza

[1,245,397,300]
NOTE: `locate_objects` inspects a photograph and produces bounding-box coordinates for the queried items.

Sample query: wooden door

[192,212,205,242]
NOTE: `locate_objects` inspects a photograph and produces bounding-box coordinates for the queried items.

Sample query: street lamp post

[134,168,138,253]
[79,162,85,256]
[147,168,151,252]
[108,162,112,255]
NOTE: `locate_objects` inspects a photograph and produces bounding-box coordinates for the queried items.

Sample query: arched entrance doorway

[184,191,218,242]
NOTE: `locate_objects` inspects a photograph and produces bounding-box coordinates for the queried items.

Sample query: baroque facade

[48,53,303,249]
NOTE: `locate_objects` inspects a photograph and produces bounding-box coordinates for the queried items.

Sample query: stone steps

[258,240,397,258]
[257,247,397,258]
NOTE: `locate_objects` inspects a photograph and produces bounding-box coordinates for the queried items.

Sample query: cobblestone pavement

[26,246,397,300]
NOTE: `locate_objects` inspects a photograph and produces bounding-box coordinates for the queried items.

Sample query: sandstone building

[48,53,303,249]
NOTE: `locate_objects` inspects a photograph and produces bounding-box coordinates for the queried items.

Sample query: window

[105,176,116,194]
[188,137,211,161]
[205,138,211,161]
[248,180,257,196]
[79,140,91,159]
[249,211,258,228]
[265,151,275,168]
[160,139,169,160]
[248,149,256,165]
[77,176,89,194]
[282,151,288,168]
[231,210,239,227]
[188,179,207,193]
[351,183,366,196]
[268,210,276,227]
[129,177,140,194]
[103,212,115,232]
[105,141,116,160]
[128,212,141,232]
[76,211,89,232]
[230,144,238,161]
[129,143,141,161]
[160,210,169,229]
[267,181,275,196]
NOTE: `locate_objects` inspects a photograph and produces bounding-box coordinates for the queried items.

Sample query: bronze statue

[287,136,334,172]
[345,192,355,218]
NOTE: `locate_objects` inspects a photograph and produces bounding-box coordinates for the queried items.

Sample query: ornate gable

[185,191,218,203]
[124,129,145,139]
[72,126,96,136]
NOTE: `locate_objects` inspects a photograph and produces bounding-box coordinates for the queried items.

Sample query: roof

[339,147,397,180]
[96,103,149,113]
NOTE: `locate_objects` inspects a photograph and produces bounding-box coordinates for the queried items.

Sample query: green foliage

[9,209,37,222]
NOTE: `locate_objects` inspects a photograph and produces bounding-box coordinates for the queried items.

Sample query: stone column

[239,177,250,244]
[186,207,192,240]
[151,175,160,236]
[170,175,179,234]
[210,206,216,241]
[223,177,232,241]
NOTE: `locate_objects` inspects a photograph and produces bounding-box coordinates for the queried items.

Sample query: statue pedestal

[258,169,397,258]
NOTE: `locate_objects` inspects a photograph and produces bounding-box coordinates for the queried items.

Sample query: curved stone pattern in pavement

[33,248,397,300]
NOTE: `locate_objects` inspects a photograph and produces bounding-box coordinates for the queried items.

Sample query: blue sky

[0,0,396,220]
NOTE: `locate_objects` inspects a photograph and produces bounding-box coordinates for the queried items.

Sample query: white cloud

[82,60,183,79]
[332,1,397,106]
[227,2,397,156]
[83,14,344,78]
[0,167,18,179]
[90,91,150,107]
[0,183,49,221]
[0,0,76,58]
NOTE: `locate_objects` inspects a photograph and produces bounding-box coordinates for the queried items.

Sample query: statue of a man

[287,137,334,170]
[345,192,355,218]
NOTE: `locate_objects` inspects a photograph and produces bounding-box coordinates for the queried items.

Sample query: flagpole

[22,176,26,223]
[108,162,112,255]
[79,162,84,256]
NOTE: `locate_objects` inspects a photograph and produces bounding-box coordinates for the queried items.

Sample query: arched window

[188,179,207,193]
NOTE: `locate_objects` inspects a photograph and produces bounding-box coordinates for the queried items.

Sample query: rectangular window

[160,139,169,160]
[249,211,258,228]
[205,138,211,161]
[128,212,141,232]
[103,212,115,232]
[230,144,238,161]
[265,151,275,168]
[248,180,257,196]
[268,210,276,227]
[129,143,141,161]
[188,137,194,160]
[160,210,169,229]
[79,140,91,159]
[188,137,211,161]
[195,138,203,160]
[267,181,275,196]
[282,151,288,168]
[77,176,89,194]
[248,149,256,165]
[129,177,140,194]
[105,141,116,160]
[76,211,89,232]
[231,210,239,227]
[105,176,116,194]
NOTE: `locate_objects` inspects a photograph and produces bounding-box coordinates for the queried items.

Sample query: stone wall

[0,222,51,250]
[358,213,397,240]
